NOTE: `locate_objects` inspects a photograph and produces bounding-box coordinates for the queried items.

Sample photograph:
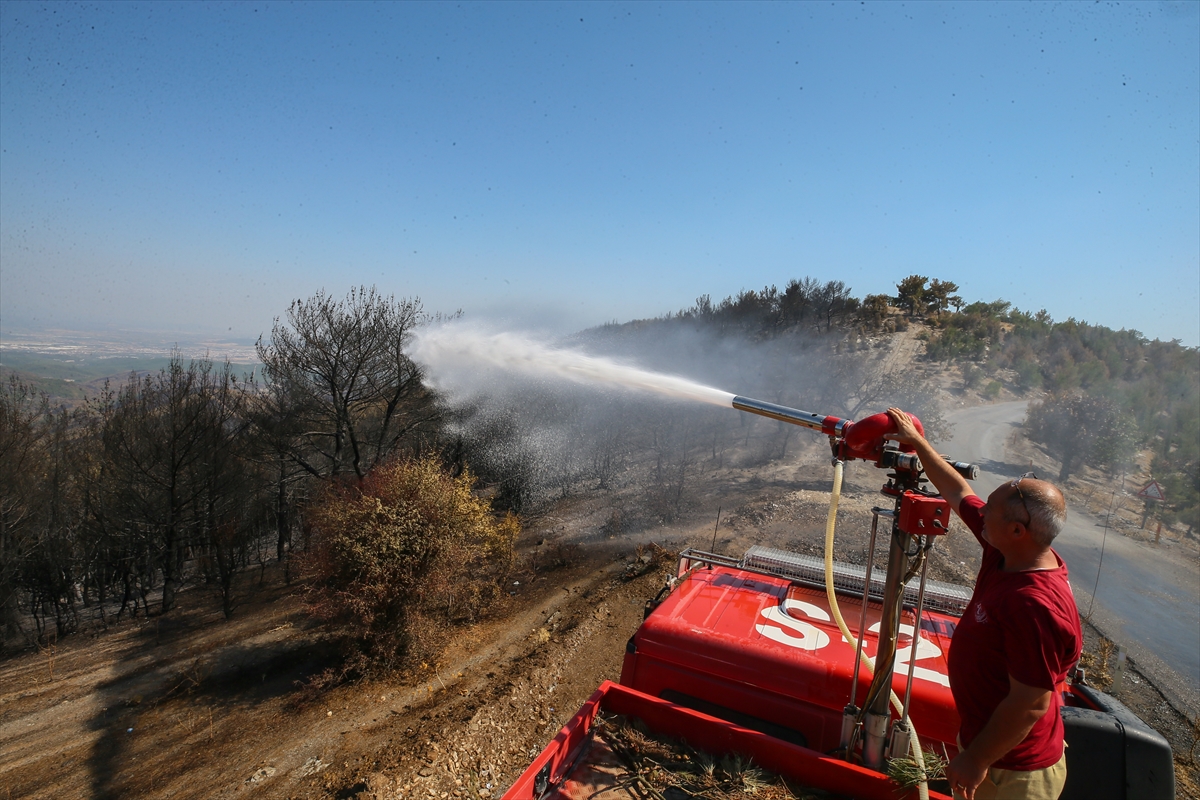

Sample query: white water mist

[412,325,736,407]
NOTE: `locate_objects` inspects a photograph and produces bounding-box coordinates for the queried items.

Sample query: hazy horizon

[2,267,1197,367]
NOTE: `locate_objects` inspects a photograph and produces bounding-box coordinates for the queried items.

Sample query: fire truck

[502,398,1175,800]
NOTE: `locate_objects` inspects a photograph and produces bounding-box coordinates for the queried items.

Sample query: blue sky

[2,0,1198,346]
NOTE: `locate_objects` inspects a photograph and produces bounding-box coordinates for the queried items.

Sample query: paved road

[939,400,1200,721]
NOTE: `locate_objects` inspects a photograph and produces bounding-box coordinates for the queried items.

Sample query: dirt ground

[2,349,1197,799]
[3,450,1196,799]
[0,524,722,800]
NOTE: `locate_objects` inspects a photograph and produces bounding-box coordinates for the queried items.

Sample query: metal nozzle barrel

[943,457,980,481]
[731,396,979,479]
[731,396,850,436]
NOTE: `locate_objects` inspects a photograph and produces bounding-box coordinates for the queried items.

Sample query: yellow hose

[823,460,929,800]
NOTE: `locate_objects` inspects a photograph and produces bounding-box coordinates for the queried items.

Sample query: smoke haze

[410,318,946,513]
[411,325,737,408]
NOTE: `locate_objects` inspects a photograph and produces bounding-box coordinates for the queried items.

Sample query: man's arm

[885,408,976,515]
[946,676,1054,800]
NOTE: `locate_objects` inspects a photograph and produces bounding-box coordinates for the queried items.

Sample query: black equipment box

[1060,683,1174,800]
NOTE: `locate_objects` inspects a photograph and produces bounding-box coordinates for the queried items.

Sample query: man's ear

[990,518,1019,544]
[1007,520,1030,542]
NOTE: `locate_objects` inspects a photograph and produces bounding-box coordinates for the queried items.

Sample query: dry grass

[1181,712,1200,796]
[886,751,946,790]
[593,713,843,800]
[1077,636,1116,690]
[1177,758,1200,800]
[34,631,58,682]
[1190,716,1200,766]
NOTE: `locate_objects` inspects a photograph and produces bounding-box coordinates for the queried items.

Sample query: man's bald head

[1003,477,1067,548]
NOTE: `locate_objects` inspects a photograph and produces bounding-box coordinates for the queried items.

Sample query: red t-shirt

[948,494,1082,770]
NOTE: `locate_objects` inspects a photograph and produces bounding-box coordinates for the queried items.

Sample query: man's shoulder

[956,493,986,537]
[996,571,1081,636]
[958,493,986,517]
[1006,577,1076,612]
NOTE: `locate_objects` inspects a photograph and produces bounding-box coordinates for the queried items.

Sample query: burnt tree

[256,287,437,479]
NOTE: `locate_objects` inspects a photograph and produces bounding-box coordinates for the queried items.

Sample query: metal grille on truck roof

[741,545,972,616]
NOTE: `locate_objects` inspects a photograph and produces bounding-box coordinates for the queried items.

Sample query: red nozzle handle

[841,411,923,460]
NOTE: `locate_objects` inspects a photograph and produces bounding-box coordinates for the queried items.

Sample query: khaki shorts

[951,749,1067,800]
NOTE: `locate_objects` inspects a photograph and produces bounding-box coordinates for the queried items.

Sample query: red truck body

[502,556,960,800]
[505,681,951,800]
[619,564,961,753]
[502,552,1174,800]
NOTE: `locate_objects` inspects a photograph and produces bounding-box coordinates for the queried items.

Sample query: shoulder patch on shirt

[974,603,988,624]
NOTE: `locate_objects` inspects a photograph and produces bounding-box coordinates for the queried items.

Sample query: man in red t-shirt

[887,409,1082,800]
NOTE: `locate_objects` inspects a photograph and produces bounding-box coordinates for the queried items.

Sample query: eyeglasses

[1010,472,1038,525]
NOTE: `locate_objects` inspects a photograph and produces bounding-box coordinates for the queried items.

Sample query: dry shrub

[600,508,627,537]
[302,455,519,679]
[1078,637,1116,690]
[622,542,675,581]
[525,537,578,574]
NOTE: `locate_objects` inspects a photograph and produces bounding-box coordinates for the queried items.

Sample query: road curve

[939,400,1200,722]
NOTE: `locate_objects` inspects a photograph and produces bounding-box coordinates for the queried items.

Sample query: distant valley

[0,328,259,402]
